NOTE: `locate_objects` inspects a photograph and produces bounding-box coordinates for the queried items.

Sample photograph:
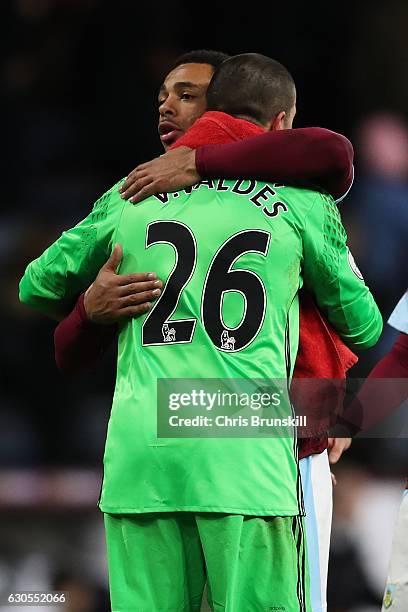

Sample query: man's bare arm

[119,127,353,203]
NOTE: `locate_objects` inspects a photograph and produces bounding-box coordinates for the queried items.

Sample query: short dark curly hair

[170,49,230,73]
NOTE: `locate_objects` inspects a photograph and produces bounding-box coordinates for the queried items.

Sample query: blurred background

[0,0,407,610]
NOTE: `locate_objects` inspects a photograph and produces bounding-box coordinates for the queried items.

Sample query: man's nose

[159,97,176,117]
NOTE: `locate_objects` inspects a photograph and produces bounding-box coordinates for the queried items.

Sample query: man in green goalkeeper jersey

[20,54,382,611]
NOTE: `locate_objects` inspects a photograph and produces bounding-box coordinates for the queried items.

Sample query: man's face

[158,63,214,150]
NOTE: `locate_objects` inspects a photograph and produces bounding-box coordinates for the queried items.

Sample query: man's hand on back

[119,147,200,203]
[84,244,162,324]
[327,436,352,465]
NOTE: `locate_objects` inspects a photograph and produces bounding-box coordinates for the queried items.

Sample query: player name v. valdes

[153,179,289,219]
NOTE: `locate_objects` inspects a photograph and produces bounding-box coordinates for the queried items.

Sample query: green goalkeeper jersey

[20,179,382,515]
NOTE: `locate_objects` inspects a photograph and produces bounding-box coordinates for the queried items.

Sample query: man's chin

[160,133,183,151]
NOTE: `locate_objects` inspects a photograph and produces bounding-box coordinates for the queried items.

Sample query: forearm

[54,293,116,375]
[196,127,353,201]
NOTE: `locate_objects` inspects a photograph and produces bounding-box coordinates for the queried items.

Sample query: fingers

[119,288,161,307]
[117,272,157,286]
[102,244,123,272]
[129,183,158,204]
[119,167,141,193]
[118,279,163,298]
[119,160,154,196]
[328,446,342,465]
[121,175,153,201]
[328,438,351,464]
[118,302,152,318]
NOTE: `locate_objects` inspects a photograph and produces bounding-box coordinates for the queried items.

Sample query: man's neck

[231,114,267,130]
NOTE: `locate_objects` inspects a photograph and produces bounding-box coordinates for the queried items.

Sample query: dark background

[0,1,407,610]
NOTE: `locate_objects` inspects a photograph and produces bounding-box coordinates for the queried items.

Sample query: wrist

[330,415,361,438]
[194,147,206,178]
[186,148,200,181]
[78,291,94,325]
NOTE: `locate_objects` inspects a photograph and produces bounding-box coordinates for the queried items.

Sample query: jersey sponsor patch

[347,248,364,281]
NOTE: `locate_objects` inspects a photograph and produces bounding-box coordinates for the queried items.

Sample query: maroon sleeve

[336,332,408,435]
[196,127,354,201]
[363,332,408,379]
[54,293,117,376]
[298,435,328,461]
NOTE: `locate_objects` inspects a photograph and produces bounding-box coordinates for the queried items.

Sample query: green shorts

[104,512,311,612]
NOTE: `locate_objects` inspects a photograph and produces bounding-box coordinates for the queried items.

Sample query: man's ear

[268,111,286,131]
